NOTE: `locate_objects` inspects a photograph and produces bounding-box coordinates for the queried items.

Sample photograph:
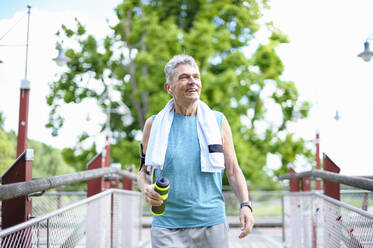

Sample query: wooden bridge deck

[138,227,283,248]
[138,217,283,248]
[229,227,283,248]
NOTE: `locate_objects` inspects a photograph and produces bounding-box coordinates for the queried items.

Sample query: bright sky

[1,0,373,176]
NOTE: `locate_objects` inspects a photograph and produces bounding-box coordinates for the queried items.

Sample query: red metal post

[108,163,120,189]
[16,81,30,157]
[17,4,31,157]
[288,167,301,248]
[103,136,110,168]
[289,167,300,192]
[362,193,368,211]
[312,222,317,248]
[122,165,135,190]
[86,152,108,248]
[103,136,111,189]
[302,177,312,191]
[86,153,104,197]
[57,186,62,209]
[323,154,340,200]
[312,133,320,248]
[109,176,119,188]
[315,132,322,190]
[1,149,33,229]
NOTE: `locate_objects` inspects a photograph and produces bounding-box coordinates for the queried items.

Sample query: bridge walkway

[138,216,283,248]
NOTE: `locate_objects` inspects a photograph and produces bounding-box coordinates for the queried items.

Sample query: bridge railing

[31,191,87,217]
[283,191,373,248]
[279,169,373,192]
[279,154,373,248]
[0,189,141,248]
[0,166,137,201]
[0,149,141,247]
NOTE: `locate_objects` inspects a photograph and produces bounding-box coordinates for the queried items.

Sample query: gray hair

[164,55,199,83]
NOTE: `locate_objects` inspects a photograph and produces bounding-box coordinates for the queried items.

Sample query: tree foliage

[0,112,5,129]
[29,139,75,177]
[0,122,75,178]
[47,0,312,185]
[0,131,15,174]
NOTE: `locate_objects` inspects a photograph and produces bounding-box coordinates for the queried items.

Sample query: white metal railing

[340,190,373,210]
[31,192,87,217]
[0,189,141,248]
[283,191,373,248]
[29,190,370,219]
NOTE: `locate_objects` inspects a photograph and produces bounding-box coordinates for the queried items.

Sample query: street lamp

[357,34,373,62]
[52,42,70,66]
[0,5,34,230]
[0,4,34,156]
[17,4,32,157]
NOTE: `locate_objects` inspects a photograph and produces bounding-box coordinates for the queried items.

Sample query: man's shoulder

[143,116,154,131]
[212,110,224,119]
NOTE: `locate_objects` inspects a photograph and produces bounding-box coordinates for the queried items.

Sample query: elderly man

[138,54,254,248]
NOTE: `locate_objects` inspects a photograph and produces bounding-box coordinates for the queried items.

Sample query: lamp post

[53,41,115,177]
[315,131,321,190]
[103,86,113,191]
[0,5,33,235]
[53,41,111,169]
[357,33,373,62]
[52,42,70,66]
[16,4,32,157]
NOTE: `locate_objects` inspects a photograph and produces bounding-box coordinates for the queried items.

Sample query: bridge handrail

[0,190,111,237]
[0,188,142,247]
[0,167,137,201]
[283,191,373,219]
[279,169,373,191]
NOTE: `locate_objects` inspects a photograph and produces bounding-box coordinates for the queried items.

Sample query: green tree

[0,131,15,174]
[47,0,311,184]
[29,139,75,178]
[0,129,75,178]
[61,145,97,172]
[0,112,5,130]
[0,112,15,174]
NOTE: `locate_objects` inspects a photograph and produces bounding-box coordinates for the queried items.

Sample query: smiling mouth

[186,89,198,93]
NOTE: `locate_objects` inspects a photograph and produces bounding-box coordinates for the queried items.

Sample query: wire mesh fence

[112,190,142,248]
[283,192,313,247]
[2,186,369,219]
[341,190,373,211]
[32,191,86,217]
[0,189,141,248]
[1,185,371,247]
[283,191,373,248]
[224,190,285,217]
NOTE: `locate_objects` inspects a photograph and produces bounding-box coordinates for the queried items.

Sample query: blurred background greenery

[1,0,313,188]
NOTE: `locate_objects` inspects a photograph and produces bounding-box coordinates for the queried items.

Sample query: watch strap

[240,201,253,212]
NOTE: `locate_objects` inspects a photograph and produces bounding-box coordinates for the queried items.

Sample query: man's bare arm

[222,115,254,238]
[138,117,163,206]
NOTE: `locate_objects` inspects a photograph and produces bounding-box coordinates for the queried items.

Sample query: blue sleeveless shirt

[152,111,226,228]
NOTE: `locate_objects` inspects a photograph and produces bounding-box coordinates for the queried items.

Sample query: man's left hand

[238,207,254,239]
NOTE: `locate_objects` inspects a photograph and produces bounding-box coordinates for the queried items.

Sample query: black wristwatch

[240,201,253,212]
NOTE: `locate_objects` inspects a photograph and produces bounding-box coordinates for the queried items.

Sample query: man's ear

[164,83,172,94]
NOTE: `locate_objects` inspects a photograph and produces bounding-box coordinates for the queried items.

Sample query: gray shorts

[151,222,229,248]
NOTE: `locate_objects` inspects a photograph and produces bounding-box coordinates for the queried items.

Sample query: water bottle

[152,177,169,216]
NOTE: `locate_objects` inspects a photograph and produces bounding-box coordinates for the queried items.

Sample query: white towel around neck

[145,98,225,172]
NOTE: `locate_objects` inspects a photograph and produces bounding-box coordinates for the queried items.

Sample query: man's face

[168,64,201,103]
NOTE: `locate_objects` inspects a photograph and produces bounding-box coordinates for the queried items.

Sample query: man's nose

[188,76,200,85]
